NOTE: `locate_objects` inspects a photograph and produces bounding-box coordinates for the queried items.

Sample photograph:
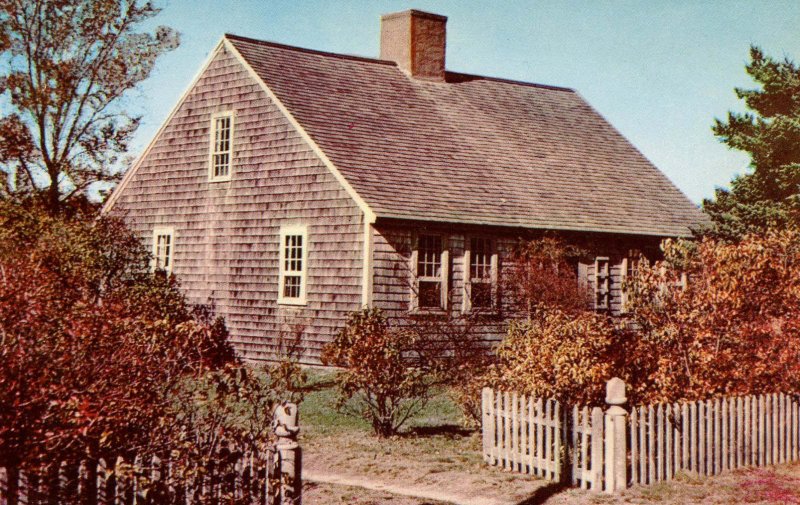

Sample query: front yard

[298,370,800,505]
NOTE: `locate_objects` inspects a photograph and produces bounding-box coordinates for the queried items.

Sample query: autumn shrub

[504,236,591,316]
[155,363,302,504]
[403,313,497,427]
[492,310,632,406]
[626,229,800,402]
[320,308,434,437]
[0,202,235,469]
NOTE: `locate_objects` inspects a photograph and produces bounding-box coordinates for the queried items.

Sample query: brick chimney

[380,10,447,81]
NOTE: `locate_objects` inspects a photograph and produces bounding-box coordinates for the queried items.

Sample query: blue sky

[132,0,800,204]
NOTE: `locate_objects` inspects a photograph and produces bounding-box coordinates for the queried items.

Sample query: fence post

[604,378,628,493]
[274,403,301,505]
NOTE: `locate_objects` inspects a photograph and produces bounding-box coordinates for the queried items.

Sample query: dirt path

[305,468,510,505]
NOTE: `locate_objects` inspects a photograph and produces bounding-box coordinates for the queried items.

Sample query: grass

[297,369,550,505]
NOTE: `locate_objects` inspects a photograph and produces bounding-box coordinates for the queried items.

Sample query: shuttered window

[594,256,610,311]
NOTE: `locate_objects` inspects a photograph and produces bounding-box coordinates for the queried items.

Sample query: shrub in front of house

[626,229,800,402]
[321,308,434,437]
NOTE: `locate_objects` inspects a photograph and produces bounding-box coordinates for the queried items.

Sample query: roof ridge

[227,33,576,92]
[224,33,396,66]
[445,71,574,92]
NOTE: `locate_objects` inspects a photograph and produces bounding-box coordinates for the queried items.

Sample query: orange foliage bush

[627,229,800,402]
[493,310,632,406]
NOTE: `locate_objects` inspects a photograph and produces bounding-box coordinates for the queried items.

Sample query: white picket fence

[631,393,800,485]
[481,389,563,481]
[570,406,604,490]
[482,381,800,493]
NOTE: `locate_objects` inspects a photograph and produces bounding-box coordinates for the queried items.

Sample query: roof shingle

[227,34,707,237]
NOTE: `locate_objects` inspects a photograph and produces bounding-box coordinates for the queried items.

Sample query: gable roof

[227,34,706,237]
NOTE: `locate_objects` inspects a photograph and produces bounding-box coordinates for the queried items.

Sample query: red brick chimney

[380,10,447,81]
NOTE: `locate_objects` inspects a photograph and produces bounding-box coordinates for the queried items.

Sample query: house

[103,10,707,363]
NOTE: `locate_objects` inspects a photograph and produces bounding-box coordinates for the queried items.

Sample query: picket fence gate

[482,380,800,493]
[0,404,302,505]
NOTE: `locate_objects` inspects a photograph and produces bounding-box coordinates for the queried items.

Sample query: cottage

[104,10,706,363]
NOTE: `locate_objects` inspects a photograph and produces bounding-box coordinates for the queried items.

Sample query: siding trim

[222,37,377,225]
[361,220,374,307]
[103,38,228,213]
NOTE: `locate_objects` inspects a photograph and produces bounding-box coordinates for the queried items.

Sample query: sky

[130,0,800,204]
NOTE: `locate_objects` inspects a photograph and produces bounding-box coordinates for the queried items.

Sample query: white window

[594,256,610,311]
[152,227,175,274]
[209,111,234,181]
[278,225,308,305]
[412,234,448,311]
[463,237,498,312]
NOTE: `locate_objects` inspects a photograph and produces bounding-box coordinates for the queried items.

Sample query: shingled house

[104,10,706,362]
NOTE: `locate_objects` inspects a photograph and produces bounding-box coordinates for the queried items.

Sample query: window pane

[470,237,491,279]
[417,235,441,277]
[283,275,301,298]
[419,280,441,309]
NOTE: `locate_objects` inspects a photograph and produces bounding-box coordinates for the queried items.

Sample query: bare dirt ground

[302,429,549,505]
[303,462,800,505]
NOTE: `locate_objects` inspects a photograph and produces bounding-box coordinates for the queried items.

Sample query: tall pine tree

[704,46,800,240]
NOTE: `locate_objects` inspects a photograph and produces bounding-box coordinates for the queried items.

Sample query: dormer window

[209,111,234,181]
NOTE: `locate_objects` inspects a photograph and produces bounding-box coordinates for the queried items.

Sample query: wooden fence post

[274,403,301,505]
[604,378,628,493]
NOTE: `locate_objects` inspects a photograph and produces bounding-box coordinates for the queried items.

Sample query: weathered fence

[482,380,800,494]
[481,389,562,481]
[631,393,800,485]
[0,403,302,505]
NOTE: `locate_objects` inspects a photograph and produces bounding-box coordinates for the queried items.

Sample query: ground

[298,371,800,505]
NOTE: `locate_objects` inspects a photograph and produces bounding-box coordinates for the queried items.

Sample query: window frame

[152,227,175,274]
[208,111,234,182]
[410,233,449,312]
[462,236,498,313]
[594,256,611,311]
[278,224,309,306]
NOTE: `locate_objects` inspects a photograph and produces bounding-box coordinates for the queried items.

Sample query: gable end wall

[108,45,365,363]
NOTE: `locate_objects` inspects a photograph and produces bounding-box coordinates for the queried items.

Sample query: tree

[0,201,235,467]
[626,230,800,402]
[0,0,179,211]
[703,46,800,240]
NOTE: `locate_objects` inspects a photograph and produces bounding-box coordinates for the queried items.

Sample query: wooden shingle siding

[109,46,364,363]
[371,222,661,345]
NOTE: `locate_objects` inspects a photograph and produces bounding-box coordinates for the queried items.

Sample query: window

[594,256,610,311]
[464,237,497,312]
[152,227,174,274]
[278,225,308,305]
[209,111,234,181]
[620,249,641,312]
[413,234,448,310]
